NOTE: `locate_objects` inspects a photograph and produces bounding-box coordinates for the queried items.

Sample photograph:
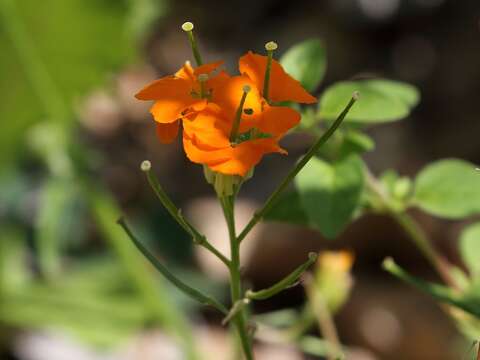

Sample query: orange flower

[135,61,229,143]
[239,51,317,104]
[182,75,302,176]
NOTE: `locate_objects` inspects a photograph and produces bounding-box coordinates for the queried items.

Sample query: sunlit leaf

[413,159,480,219]
[295,155,365,239]
[281,39,327,92]
[319,79,420,124]
[460,223,480,276]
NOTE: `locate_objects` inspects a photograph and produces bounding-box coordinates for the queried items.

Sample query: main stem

[221,196,254,360]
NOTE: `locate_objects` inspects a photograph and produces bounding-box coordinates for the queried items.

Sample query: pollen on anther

[181,22,194,32]
[198,73,209,82]
[242,85,251,93]
[265,41,278,51]
[141,160,151,172]
[352,91,360,100]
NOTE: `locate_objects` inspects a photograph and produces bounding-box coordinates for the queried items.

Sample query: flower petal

[156,121,180,144]
[150,97,206,124]
[256,104,301,136]
[135,77,190,100]
[183,132,231,165]
[182,105,230,148]
[209,139,286,176]
[239,51,317,104]
[194,60,224,76]
[212,75,263,119]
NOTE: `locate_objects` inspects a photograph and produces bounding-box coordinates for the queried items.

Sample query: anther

[140,160,151,172]
[242,85,251,93]
[352,91,360,101]
[265,41,278,51]
[181,22,194,32]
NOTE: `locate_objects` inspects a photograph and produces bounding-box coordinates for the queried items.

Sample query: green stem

[237,93,359,244]
[187,30,203,66]
[309,292,343,360]
[230,89,249,143]
[144,164,230,267]
[246,252,317,300]
[263,50,273,102]
[220,196,254,360]
[364,169,458,289]
[383,258,479,316]
[117,217,228,315]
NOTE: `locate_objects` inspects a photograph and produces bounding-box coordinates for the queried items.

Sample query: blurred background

[1,0,480,359]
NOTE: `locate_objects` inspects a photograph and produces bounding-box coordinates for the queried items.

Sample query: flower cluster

[135,24,316,178]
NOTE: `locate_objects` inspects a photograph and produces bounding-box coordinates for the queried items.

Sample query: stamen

[198,73,209,98]
[229,86,250,144]
[263,41,278,103]
[181,21,203,66]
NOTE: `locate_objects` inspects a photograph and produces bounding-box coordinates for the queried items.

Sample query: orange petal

[256,104,301,136]
[175,62,195,82]
[183,133,231,165]
[206,70,231,95]
[239,51,317,104]
[150,97,206,124]
[194,60,224,76]
[135,77,190,100]
[156,121,180,144]
[182,106,230,148]
[209,139,286,177]
[176,60,224,82]
[212,75,263,119]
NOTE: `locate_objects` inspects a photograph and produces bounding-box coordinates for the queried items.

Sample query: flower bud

[310,251,354,313]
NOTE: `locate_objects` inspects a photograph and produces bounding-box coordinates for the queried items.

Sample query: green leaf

[264,190,309,226]
[413,159,480,219]
[280,39,327,92]
[36,179,85,278]
[295,155,365,239]
[319,79,420,124]
[338,129,375,157]
[460,223,480,276]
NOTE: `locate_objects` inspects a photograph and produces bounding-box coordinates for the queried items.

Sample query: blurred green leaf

[319,79,420,124]
[280,39,326,92]
[0,226,31,290]
[338,129,375,158]
[295,155,365,239]
[264,190,309,226]
[413,159,480,219]
[460,223,480,276]
[36,179,85,278]
[0,0,159,168]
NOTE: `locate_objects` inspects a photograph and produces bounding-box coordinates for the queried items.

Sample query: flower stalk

[230,85,251,144]
[246,252,317,300]
[182,21,203,66]
[141,161,230,267]
[117,217,228,315]
[262,41,278,102]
